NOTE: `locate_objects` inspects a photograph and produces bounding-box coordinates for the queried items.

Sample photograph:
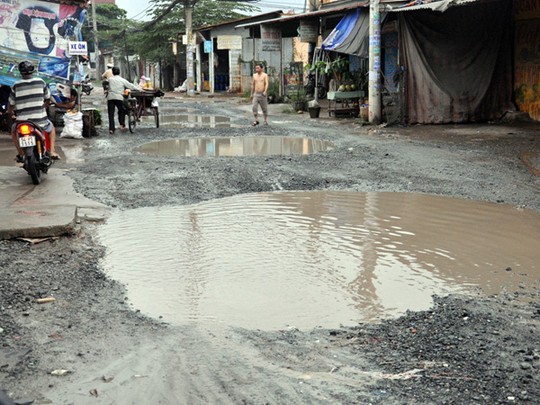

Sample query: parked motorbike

[81,81,93,95]
[81,74,93,95]
[73,74,93,96]
[304,70,327,99]
[15,120,53,185]
[0,102,12,132]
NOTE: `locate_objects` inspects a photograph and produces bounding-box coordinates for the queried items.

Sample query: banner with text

[0,0,86,87]
[217,35,242,50]
[261,25,281,52]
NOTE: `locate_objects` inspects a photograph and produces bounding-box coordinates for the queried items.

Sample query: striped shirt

[9,76,50,128]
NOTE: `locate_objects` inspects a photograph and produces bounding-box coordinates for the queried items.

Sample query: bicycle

[124,89,164,133]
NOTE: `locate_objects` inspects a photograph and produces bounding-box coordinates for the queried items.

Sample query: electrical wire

[128,4,154,21]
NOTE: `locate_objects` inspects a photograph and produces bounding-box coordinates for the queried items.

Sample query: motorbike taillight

[18,124,33,135]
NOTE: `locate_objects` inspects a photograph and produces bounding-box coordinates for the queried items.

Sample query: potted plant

[329,56,349,86]
[267,77,281,104]
[289,88,307,112]
[307,99,321,118]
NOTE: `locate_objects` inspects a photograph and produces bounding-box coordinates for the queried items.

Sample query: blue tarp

[321,9,369,57]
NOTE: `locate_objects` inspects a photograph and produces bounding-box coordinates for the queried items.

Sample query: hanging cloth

[321,9,369,57]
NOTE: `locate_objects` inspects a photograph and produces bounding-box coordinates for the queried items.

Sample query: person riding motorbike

[8,61,59,161]
[102,62,114,80]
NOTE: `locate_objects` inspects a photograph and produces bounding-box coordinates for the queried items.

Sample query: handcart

[124,89,164,133]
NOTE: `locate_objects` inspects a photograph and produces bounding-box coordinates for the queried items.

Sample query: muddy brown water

[134,137,334,157]
[140,114,234,128]
[0,141,110,166]
[98,191,540,330]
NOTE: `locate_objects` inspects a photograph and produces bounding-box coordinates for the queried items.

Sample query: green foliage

[83,0,258,64]
[304,60,326,74]
[129,0,257,63]
[192,0,257,27]
[91,109,102,126]
[305,56,350,83]
[329,56,349,83]
[288,89,307,101]
[267,78,281,103]
[82,4,129,52]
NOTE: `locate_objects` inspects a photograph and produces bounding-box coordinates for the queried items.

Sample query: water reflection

[141,114,231,128]
[134,137,334,157]
[98,192,540,330]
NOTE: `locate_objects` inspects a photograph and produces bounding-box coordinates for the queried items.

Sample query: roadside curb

[0,166,108,241]
[0,206,77,240]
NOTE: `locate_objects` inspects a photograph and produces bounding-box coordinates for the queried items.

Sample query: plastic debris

[50,369,71,376]
[36,297,56,304]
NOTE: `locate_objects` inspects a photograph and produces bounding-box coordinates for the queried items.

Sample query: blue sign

[204,40,213,53]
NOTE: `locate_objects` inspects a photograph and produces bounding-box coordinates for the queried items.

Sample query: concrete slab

[0,166,109,240]
[0,206,77,239]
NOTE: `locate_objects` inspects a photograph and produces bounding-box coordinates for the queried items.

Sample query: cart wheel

[152,107,159,128]
[128,110,137,133]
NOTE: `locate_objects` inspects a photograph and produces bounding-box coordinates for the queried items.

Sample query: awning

[321,8,369,57]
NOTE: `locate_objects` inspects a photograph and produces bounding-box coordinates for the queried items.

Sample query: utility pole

[368,0,382,124]
[124,30,132,82]
[185,1,195,95]
[91,0,101,75]
[174,33,179,87]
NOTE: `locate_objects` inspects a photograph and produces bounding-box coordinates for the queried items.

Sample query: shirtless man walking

[251,63,269,126]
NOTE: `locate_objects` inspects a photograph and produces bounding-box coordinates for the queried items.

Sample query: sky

[115,0,308,22]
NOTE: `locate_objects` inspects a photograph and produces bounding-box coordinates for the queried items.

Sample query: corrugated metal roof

[235,3,368,29]
[383,0,480,12]
[196,11,284,32]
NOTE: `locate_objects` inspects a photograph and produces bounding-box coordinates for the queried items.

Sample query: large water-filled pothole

[0,141,94,166]
[98,191,540,330]
[134,137,334,157]
[105,112,232,128]
[141,114,233,128]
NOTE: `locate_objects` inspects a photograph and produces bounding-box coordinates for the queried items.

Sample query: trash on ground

[50,369,71,376]
[36,297,56,304]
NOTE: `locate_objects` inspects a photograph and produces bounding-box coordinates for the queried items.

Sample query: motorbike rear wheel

[152,107,159,128]
[25,152,40,185]
[128,110,137,133]
[317,86,327,99]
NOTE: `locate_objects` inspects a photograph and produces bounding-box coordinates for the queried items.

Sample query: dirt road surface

[1,93,539,404]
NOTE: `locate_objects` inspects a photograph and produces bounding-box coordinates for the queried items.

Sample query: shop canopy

[321,8,369,58]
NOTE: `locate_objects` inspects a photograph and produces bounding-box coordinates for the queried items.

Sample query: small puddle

[134,137,334,157]
[0,148,20,167]
[141,114,233,128]
[157,107,193,114]
[0,142,91,166]
[98,192,540,330]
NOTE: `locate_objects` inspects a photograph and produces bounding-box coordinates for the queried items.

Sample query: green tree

[82,4,129,53]
[127,0,257,89]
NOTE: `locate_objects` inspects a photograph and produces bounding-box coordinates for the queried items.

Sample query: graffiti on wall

[515,18,540,121]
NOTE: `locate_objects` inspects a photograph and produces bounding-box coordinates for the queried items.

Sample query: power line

[129,5,154,21]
